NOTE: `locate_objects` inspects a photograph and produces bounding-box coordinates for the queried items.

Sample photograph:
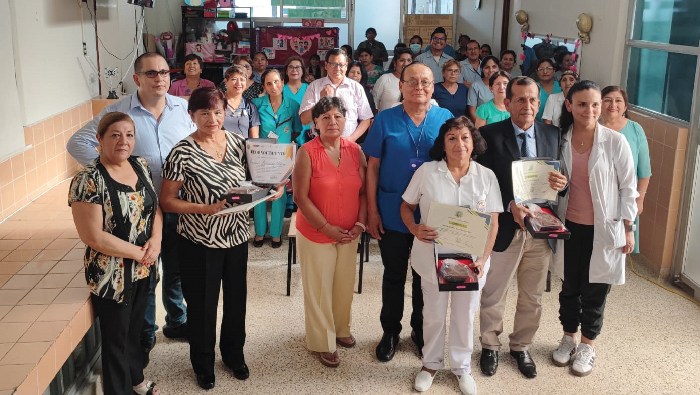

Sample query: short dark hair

[431,27,447,39]
[500,49,516,60]
[188,87,227,113]
[310,53,321,61]
[283,56,310,84]
[341,45,353,59]
[559,80,601,133]
[252,51,268,61]
[479,55,500,78]
[536,58,555,70]
[183,53,203,68]
[346,61,368,87]
[356,47,373,59]
[467,39,480,48]
[134,52,166,72]
[489,70,511,87]
[480,44,492,55]
[506,76,539,100]
[601,85,630,118]
[429,116,487,161]
[232,55,254,79]
[97,112,134,138]
[410,35,423,45]
[224,64,247,80]
[325,48,347,63]
[260,68,283,86]
[311,96,347,121]
[366,27,377,35]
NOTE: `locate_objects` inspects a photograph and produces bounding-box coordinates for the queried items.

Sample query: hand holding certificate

[512,159,561,204]
[425,201,491,256]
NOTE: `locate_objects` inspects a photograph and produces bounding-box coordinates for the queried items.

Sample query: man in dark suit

[476,76,568,379]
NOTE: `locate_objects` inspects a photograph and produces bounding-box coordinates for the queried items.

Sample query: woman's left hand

[472,256,488,279]
[270,181,289,201]
[340,225,363,244]
[622,230,635,254]
[140,237,162,266]
[548,171,568,192]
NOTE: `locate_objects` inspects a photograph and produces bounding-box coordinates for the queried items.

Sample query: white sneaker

[457,373,477,395]
[552,334,578,367]
[571,343,596,377]
[414,370,435,392]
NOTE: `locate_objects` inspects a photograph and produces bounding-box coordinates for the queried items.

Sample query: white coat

[552,123,638,285]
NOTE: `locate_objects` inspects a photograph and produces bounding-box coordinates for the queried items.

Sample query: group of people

[65,21,651,393]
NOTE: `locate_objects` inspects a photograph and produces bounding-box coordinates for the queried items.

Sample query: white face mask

[410,43,422,54]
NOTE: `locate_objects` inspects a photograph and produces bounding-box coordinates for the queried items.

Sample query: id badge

[409,157,425,172]
[268,131,279,139]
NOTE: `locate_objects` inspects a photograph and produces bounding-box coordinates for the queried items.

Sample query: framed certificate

[512,158,561,204]
[246,139,297,187]
[425,201,491,256]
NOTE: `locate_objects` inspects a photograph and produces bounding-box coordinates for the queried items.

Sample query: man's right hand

[510,201,534,230]
[367,209,385,240]
[320,85,335,98]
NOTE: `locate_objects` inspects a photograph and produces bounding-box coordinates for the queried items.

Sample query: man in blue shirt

[415,27,454,83]
[363,62,453,362]
[67,52,194,366]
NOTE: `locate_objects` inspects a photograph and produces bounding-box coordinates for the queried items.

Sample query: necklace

[580,140,584,146]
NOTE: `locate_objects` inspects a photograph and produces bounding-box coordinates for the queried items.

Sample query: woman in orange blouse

[292,96,368,368]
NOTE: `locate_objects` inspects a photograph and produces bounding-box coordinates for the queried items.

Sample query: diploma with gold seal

[246,139,297,187]
[511,159,560,204]
[426,201,491,256]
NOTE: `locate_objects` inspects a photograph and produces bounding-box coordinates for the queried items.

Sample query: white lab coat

[551,123,638,285]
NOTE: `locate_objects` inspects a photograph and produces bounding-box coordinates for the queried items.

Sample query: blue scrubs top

[363,105,454,233]
[252,94,302,143]
[432,82,468,117]
[283,83,313,144]
[536,81,561,122]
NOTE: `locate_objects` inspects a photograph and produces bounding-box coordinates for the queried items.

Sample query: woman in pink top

[293,96,367,368]
[168,54,215,97]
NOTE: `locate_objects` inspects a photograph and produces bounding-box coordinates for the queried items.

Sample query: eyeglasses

[327,61,347,69]
[287,65,303,70]
[444,69,460,74]
[238,64,251,69]
[537,67,554,72]
[136,70,170,78]
[402,79,433,88]
[432,37,446,42]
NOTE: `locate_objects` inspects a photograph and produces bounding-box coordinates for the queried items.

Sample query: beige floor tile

[57,228,79,239]
[2,229,36,240]
[48,260,82,274]
[0,262,26,275]
[30,229,63,240]
[0,322,31,343]
[14,366,38,394]
[16,239,52,250]
[0,344,10,361]
[1,249,40,262]
[0,305,48,323]
[0,251,9,261]
[36,344,56,392]
[66,273,85,288]
[0,274,44,290]
[46,239,79,251]
[0,290,29,306]
[0,341,51,365]
[62,249,84,261]
[0,240,23,251]
[32,249,68,261]
[52,288,89,305]
[36,303,83,322]
[0,364,33,390]
[17,261,58,275]
[18,321,68,343]
[0,275,9,288]
[34,273,73,289]
[0,307,10,320]
[17,288,61,306]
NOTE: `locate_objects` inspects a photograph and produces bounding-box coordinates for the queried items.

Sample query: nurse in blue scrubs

[252,69,303,248]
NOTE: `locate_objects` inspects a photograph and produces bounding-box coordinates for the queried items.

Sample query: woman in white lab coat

[550,80,638,378]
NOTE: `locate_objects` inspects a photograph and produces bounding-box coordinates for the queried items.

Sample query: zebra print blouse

[162,131,250,248]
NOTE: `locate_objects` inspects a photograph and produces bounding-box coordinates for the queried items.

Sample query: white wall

[455,0,504,54]
[1,0,26,161]
[354,0,400,49]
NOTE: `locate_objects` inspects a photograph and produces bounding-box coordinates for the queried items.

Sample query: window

[632,0,700,46]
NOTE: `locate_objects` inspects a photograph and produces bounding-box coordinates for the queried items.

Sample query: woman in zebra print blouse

[160,87,283,390]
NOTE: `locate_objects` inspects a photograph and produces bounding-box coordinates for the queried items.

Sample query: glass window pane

[274,0,347,19]
[632,0,700,46]
[626,47,696,122]
[408,0,453,14]
[236,0,281,17]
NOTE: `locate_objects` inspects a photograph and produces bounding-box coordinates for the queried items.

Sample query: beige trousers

[297,232,360,352]
[479,229,551,352]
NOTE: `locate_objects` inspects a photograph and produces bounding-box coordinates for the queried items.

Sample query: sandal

[318,351,340,368]
[133,381,160,395]
[336,335,356,348]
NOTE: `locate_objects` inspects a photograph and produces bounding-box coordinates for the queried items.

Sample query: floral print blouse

[68,157,158,303]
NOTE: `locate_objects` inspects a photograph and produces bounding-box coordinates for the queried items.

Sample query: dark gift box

[524,206,571,240]
[223,184,270,205]
[435,253,480,291]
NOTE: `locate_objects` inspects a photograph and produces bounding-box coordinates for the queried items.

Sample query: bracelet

[317,222,328,231]
[354,222,367,232]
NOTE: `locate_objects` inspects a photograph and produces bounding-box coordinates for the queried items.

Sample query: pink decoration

[570,65,578,73]
[564,38,568,44]
[572,53,578,62]
[519,53,526,61]
[575,39,581,49]
[521,32,527,40]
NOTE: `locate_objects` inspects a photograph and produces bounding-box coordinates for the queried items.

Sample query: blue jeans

[141,213,187,346]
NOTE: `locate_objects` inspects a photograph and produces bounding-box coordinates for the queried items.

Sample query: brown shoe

[319,351,340,368]
[336,335,356,348]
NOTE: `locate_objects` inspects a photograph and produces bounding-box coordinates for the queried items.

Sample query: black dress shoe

[284,208,293,218]
[411,330,424,358]
[141,338,155,369]
[480,349,499,376]
[271,239,283,249]
[510,350,537,378]
[196,374,215,390]
[162,322,188,339]
[232,363,250,380]
[252,237,264,248]
[376,333,400,362]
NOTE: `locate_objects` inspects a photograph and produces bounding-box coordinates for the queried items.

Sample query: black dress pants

[377,229,423,337]
[179,235,248,377]
[91,277,150,395]
[559,220,612,341]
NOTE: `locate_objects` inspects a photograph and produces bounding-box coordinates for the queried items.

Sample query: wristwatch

[627,224,637,232]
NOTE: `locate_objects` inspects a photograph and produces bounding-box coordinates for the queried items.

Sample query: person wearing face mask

[355,27,389,65]
[374,48,414,112]
[415,27,454,83]
[551,81,637,377]
[409,35,424,58]
[475,71,511,128]
[67,52,192,368]
[169,54,216,97]
[500,50,521,77]
[543,70,579,127]
[535,58,561,121]
[459,40,482,89]
[467,56,500,122]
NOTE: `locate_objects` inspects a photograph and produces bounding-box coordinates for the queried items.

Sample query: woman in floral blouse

[69,112,163,395]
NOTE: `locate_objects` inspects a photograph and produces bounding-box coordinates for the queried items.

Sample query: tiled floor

[0,180,94,395]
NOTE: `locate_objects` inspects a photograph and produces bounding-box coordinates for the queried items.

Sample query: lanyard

[403,108,427,158]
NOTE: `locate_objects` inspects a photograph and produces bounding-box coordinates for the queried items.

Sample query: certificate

[425,201,491,256]
[214,191,277,216]
[511,159,560,204]
[246,140,296,187]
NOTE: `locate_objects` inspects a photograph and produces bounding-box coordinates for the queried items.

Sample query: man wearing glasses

[299,48,374,142]
[67,52,193,367]
[459,40,483,89]
[414,27,454,83]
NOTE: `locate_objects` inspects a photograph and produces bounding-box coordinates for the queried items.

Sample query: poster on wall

[255,27,340,67]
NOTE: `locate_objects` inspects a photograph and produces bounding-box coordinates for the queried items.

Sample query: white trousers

[421,259,489,377]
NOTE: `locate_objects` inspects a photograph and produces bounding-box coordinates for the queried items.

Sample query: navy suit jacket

[476,118,562,252]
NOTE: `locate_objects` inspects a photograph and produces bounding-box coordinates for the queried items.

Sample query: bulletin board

[255,26,340,67]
